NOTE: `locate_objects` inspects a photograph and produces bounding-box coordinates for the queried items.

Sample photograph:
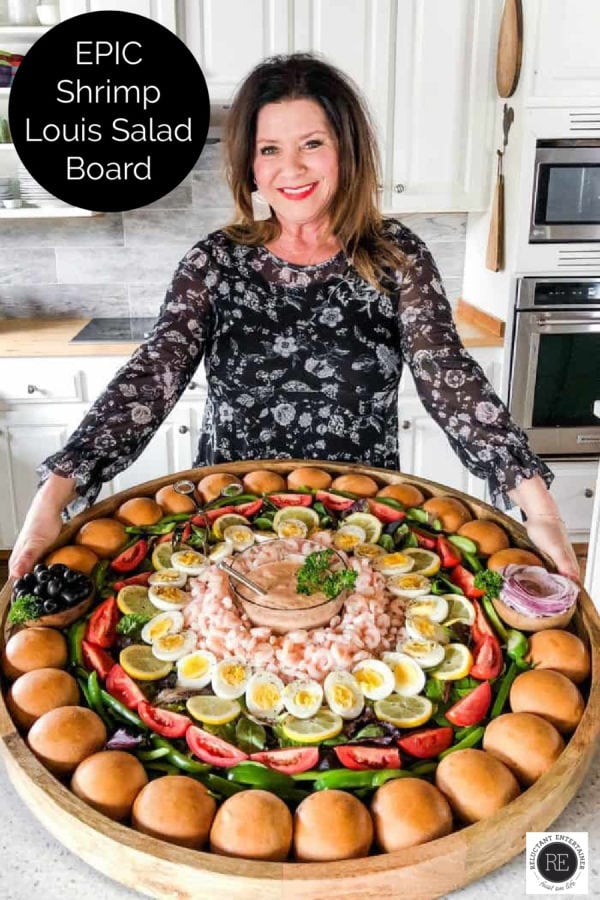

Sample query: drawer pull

[394,183,406,194]
[178,425,189,435]
[584,488,594,498]
[401,420,411,430]
[27,384,41,394]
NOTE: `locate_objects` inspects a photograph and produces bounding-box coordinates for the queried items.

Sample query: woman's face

[253,97,339,229]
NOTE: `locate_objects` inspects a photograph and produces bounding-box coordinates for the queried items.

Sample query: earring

[251,188,271,221]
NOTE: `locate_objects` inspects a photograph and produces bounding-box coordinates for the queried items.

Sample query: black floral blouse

[39,219,553,512]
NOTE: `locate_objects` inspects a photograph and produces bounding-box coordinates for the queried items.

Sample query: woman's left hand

[523,513,581,582]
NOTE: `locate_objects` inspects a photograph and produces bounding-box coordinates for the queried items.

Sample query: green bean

[482,596,510,642]
[291,770,321,781]
[408,761,438,776]
[313,769,384,791]
[92,559,110,592]
[159,513,192,524]
[462,550,484,574]
[145,761,181,776]
[68,620,87,668]
[490,661,520,718]
[369,769,410,787]
[227,762,296,791]
[447,534,478,555]
[149,735,210,774]
[77,676,93,708]
[431,575,464,596]
[126,521,177,535]
[506,629,529,665]
[87,671,109,723]
[439,726,485,759]
[100,689,147,730]
[200,773,247,798]
[136,747,170,762]
[253,517,275,531]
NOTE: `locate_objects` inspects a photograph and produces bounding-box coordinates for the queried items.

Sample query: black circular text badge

[8,11,210,212]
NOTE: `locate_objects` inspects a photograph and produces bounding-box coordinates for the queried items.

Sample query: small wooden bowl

[23,590,95,629]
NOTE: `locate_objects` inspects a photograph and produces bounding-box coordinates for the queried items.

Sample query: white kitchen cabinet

[181,0,495,212]
[526,0,600,102]
[59,0,176,29]
[546,459,598,543]
[584,460,600,607]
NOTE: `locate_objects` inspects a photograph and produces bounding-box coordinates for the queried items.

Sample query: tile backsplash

[0,144,466,318]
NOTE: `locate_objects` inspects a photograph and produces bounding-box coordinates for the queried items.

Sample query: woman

[9,53,579,581]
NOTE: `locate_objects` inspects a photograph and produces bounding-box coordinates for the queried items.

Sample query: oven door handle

[536,317,600,327]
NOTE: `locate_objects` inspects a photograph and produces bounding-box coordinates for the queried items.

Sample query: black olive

[65,568,81,583]
[36,570,51,584]
[43,599,59,614]
[14,588,32,600]
[13,577,28,593]
[22,573,37,591]
[60,589,81,606]
[48,563,68,578]
[32,584,47,598]
[75,576,92,592]
[33,563,48,577]
[46,579,63,598]
[72,585,91,602]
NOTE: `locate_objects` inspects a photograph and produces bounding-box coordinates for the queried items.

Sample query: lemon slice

[213,513,250,541]
[444,595,476,626]
[343,512,383,543]
[152,541,175,570]
[119,644,173,681]
[403,548,441,576]
[374,694,433,728]
[186,695,241,725]
[281,709,343,744]
[431,643,474,681]
[273,506,319,534]
[116,585,156,617]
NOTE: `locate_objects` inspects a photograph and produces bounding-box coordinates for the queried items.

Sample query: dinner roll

[435,749,520,823]
[456,520,509,557]
[377,483,425,507]
[287,466,332,491]
[483,712,565,785]
[210,789,292,861]
[371,777,453,851]
[154,483,197,514]
[487,547,544,572]
[7,668,80,731]
[75,518,128,559]
[72,751,148,821]
[526,630,591,684]
[293,790,373,861]
[132,776,216,848]
[28,706,107,776]
[422,497,472,532]
[45,545,99,575]
[242,470,286,495]
[2,627,68,681]
[509,669,585,734]
[116,497,163,527]
[197,473,242,503]
[330,474,379,497]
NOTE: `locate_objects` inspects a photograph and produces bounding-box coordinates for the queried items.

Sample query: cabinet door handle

[27,384,41,394]
[178,425,189,434]
[401,420,411,430]
[584,488,594,498]
[394,183,406,194]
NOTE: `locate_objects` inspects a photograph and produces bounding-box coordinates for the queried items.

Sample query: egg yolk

[251,683,280,709]
[331,683,356,710]
[157,634,183,651]
[355,669,383,691]
[392,663,413,687]
[221,663,246,685]
[397,575,425,588]
[280,522,305,538]
[294,689,318,708]
[156,572,180,582]
[411,616,436,638]
[179,552,203,565]
[384,553,409,566]
[155,587,182,601]
[149,620,172,640]
[181,657,209,678]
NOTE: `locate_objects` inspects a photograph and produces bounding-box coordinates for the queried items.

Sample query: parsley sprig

[296,549,357,600]
[473,569,504,599]
[8,594,43,625]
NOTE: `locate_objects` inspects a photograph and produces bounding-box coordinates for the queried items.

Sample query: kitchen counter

[0,745,598,899]
[0,301,504,358]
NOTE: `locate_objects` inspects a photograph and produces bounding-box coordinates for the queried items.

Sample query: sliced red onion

[500,564,579,618]
[105,728,145,750]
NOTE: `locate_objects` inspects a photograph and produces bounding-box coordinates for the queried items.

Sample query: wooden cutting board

[496,0,523,98]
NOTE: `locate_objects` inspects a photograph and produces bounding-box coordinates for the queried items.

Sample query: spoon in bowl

[217,560,267,596]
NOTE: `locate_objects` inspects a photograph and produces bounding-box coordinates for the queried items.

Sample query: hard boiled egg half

[212,658,251,699]
[148,568,187,588]
[152,630,196,662]
[283,680,324,719]
[381,652,426,696]
[176,649,216,689]
[141,610,184,645]
[324,671,364,719]
[352,659,395,700]
[245,671,285,719]
[148,585,188,611]
[171,550,208,577]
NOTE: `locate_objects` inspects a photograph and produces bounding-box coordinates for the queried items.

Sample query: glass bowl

[228,538,350,634]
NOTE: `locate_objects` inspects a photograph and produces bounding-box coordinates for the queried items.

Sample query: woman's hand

[522,514,581,582]
[9,473,77,579]
[507,474,580,582]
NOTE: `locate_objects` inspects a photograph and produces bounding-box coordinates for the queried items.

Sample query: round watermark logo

[526,832,588,894]
[9,11,210,211]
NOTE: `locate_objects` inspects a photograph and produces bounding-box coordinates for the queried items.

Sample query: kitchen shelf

[0,206,101,217]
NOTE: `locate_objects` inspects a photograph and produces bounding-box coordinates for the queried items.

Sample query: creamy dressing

[251,560,327,609]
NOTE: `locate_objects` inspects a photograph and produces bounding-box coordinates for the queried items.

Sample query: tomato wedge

[446,681,492,727]
[448,564,485,599]
[470,634,503,680]
[267,493,313,508]
[367,499,406,523]
[397,727,454,759]
[81,640,115,681]
[85,596,119,648]
[315,490,356,512]
[111,539,149,573]
[250,746,318,774]
[471,598,495,643]
[334,745,401,770]
[137,701,191,739]
[106,664,146,709]
[436,536,461,569]
[235,499,264,517]
[112,571,152,591]
[186,726,248,768]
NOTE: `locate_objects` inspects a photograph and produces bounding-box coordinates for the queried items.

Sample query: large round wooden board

[1,460,599,900]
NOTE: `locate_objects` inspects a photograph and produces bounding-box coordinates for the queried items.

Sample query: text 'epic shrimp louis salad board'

[1,462,598,899]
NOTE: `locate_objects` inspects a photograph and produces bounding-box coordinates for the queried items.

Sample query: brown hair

[223,53,410,293]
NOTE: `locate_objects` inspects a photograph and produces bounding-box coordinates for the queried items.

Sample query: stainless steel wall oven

[509,277,600,456]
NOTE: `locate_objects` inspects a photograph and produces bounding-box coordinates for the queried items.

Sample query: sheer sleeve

[37,242,215,513]
[391,222,553,509]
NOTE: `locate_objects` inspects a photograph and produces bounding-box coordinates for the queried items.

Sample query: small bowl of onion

[228,538,353,634]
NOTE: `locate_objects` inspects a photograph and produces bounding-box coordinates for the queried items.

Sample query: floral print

[39,219,552,513]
